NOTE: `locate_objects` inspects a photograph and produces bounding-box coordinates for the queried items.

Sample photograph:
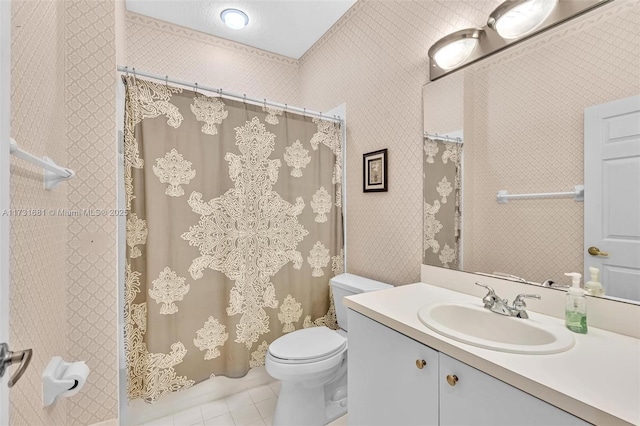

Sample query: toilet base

[272,363,348,426]
[273,381,326,426]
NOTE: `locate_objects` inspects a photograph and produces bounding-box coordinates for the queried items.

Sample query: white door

[584,95,640,301]
[0,0,11,422]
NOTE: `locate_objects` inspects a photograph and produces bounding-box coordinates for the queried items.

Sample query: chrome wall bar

[9,138,75,190]
[496,185,584,204]
[424,132,462,143]
[117,66,343,123]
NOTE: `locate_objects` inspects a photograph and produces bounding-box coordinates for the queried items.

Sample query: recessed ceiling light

[428,28,483,70]
[488,0,558,40]
[220,9,249,30]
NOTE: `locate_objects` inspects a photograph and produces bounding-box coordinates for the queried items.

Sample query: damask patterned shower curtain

[423,137,462,269]
[123,76,344,402]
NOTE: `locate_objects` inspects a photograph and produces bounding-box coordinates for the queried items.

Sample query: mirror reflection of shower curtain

[423,137,462,269]
[122,76,344,403]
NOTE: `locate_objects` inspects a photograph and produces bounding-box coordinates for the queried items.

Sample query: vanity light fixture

[220,8,249,30]
[428,28,483,70]
[487,0,558,39]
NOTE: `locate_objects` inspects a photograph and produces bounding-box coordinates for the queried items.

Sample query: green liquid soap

[565,311,587,334]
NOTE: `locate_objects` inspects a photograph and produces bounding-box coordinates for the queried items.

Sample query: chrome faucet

[475,282,541,319]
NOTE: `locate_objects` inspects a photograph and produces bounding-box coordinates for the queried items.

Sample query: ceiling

[125,0,358,59]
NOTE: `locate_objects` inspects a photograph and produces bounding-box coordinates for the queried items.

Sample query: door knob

[588,246,609,257]
[446,374,459,386]
[0,342,33,387]
[415,359,426,369]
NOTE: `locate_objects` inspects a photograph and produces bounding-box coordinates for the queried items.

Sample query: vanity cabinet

[348,310,588,426]
[348,310,439,425]
[439,353,587,425]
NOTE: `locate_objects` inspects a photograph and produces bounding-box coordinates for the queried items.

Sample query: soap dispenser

[585,267,605,297]
[565,272,587,334]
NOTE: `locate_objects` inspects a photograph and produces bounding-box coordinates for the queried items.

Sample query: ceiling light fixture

[428,28,483,70]
[220,8,249,30]
[488,0,558,39]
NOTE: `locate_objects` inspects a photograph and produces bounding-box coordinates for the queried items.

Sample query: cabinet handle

[446,374,458,386]
[415,359,426,369]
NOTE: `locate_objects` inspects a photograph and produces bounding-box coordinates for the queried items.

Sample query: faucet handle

[475,282,495,295]
[513,293,541,307]
[476,282,498,308]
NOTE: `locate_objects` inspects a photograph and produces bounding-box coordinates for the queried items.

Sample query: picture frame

[363,149,388,192]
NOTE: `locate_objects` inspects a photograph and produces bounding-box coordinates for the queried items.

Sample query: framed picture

[363,149,388,192]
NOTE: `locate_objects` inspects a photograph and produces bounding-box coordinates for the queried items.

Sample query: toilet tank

[330,273,392,331]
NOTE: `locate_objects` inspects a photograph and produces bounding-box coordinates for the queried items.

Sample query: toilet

[266,273,392,425]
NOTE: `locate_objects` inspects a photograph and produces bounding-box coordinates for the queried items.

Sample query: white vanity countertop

[344,283,640,426]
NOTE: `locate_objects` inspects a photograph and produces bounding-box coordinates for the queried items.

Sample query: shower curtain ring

[303,108,306,116]
[285,104,288,112]
[194,82,198,94]
[124,66,129,76]
[264,98,267,109]
[165,75,168,88]
[243,94,247,104]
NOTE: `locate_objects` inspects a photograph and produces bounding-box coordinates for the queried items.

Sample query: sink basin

[418,301,574,354]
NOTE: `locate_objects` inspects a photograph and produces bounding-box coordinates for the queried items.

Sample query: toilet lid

[268,326,347,362]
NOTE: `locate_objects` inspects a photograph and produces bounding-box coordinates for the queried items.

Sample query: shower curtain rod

[424,132,462,143]
[117,65,343,123]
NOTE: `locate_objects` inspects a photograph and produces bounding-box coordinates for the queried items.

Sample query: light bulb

[428,29,482,71]
[221,9,249,30]
[489,0,558,40]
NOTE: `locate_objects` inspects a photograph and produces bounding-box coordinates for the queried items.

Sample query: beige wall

[298,0,501,285]
[65,0,119,423]
[459,2,640,284]
[10,0,120,424]
[9,0,68,424]
[125,12,300,107]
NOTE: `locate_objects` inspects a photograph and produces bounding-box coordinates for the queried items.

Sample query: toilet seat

[268,327,347,364]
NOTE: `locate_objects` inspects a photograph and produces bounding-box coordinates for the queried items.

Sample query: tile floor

[142,381,281,426]
[141,381,348,426]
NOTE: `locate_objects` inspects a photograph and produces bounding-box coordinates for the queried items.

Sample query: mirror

[422,2,640,304]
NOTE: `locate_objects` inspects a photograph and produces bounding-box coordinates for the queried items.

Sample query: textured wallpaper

[65,0,119,423]
[461,1,640,284]
[9,0,68,424]
[298,0,502,285]
[125,12,300,107]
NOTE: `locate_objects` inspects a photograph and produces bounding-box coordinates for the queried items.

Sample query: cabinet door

[348,310,439,426]
[439,353,589,425]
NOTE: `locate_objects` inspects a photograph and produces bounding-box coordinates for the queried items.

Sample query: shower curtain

[123,76,344,403]
[423,137,462,269]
